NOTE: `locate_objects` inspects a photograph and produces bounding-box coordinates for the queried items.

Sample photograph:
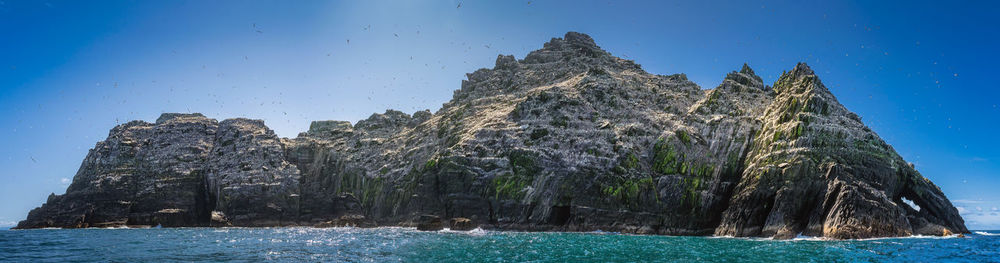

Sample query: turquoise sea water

[1,227,997,262]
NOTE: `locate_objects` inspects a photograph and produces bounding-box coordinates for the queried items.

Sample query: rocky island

[16,32,967,239]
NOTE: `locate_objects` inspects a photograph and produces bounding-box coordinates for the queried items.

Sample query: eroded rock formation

[16,32,966,239]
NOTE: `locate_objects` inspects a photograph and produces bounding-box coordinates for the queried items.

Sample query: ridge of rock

[16,32,966,239]
[155,113,206,124]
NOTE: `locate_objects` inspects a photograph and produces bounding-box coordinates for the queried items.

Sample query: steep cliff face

[18,114,218,228]
[16,32,966,239]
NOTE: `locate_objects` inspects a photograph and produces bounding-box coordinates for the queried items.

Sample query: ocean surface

[1,227,998,262]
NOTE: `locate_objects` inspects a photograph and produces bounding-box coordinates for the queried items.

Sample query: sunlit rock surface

[16,32,967,239]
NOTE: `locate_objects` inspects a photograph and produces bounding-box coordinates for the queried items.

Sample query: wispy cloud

[961,212,1000,230]
[59,178,71,184]
[957,204,1000,230]
[954,199,988,204]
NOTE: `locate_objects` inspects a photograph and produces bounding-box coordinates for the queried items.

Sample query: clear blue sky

[1,0,997,229]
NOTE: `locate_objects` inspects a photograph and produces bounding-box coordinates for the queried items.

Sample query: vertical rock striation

[17,32,966,239]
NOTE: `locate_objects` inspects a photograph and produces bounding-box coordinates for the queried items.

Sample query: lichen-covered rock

[712,63,967,239]
[16,32,966,239]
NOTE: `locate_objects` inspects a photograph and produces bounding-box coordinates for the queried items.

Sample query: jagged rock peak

[773,62,826,95]
[547,31,598,49]
[722,63,765,90]
[523,32,616,65]
[494,54,518,69]
[788,62,815,76]
[156,113,206,124]
[777,62,816,84]
[740,63,755,75]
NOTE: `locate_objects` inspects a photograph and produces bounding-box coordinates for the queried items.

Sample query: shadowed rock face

[16,32,966,239]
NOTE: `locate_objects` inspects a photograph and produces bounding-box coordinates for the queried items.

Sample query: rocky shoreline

[16,32,967,239]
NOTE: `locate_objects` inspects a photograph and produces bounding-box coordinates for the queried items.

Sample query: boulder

[210,211,232,227]
[416,215,443,231]
[449,217,475,231]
